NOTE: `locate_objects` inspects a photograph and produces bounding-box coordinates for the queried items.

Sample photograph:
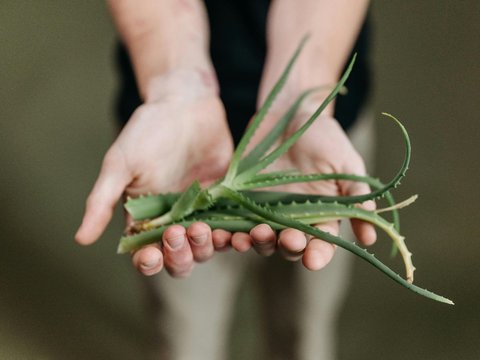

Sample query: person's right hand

[75,69,234,277]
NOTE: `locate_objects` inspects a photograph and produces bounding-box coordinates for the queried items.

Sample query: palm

[262,113,362,197]
[114,96,233,197]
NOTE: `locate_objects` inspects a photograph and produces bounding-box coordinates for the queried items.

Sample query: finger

[212,229,232,252]
[302,222,338,271]
[277,228,307,261]
[132,244,164,276]
[187,222,214,262]
[162,225,194,278]
[250,224,277,256]
[231,232,252,253]
[75,148,131,245]
[344,180,377,246]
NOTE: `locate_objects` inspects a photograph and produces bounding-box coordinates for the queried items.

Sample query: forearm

[108,0,216,100]
[259,0,369,114]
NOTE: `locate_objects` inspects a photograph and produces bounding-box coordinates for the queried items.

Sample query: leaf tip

[117,242,127,254]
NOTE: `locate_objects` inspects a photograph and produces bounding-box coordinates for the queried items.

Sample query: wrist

[258,0,369,117]
[130,33,216,100]
[109,0,215,99]
[144,67,220,104]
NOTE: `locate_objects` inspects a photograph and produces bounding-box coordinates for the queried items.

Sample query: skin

[75,0,373,277]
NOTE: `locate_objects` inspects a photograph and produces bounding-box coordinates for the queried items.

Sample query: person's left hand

[225,108,377,270]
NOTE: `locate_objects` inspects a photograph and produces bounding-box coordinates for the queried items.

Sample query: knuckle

[102,148,120,170]
[165,248,194,271]
[193,249,214,263]
[167,263,194,278]
[132,104,153,120]
[279,246,304,262]
[252,237,274,246]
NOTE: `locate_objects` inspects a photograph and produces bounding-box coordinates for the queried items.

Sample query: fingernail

[190,234,208,245]
[166,235,185,249]
[140,259,157,270]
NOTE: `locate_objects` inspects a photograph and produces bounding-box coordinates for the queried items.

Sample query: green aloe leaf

[234,54,357,184]
[221,186,453,305]
[125,192,178,221]
[224,35,310,184]
[238,88,318,173]
[170,181,213,221]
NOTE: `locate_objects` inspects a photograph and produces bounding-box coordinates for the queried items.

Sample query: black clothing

[115,0,370,144]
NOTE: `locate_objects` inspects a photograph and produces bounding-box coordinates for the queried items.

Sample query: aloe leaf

[224,35,310,184]
[240,172,401,230]
[296,203,414,282]
[196,199,411,278]
[236,110,411,228]
[169,181,201,220]
[243,169,301,181]
[220,186,453,305]
[376,195,417,213]
[241,172,384,194]
[238,84,347,174]
[169,181,213,221]
[237,88,318,173]
[198,195,411,280]
[235,54,357,184]
[125,192,179,221]
[125,184,400,237]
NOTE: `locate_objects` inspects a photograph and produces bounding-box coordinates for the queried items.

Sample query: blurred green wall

[1,1,479,359]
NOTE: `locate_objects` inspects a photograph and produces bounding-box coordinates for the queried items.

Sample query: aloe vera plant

[118,37,453,305]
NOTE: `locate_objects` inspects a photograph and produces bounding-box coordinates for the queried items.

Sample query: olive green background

[1,1,479,359]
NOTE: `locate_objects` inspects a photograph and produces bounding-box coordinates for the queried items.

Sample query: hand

[75,69,234,277]
[229,108,376,270]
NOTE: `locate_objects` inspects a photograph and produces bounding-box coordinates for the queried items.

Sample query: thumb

[75,148,131,245]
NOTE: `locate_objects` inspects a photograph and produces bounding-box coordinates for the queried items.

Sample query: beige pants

[147,113,375,360]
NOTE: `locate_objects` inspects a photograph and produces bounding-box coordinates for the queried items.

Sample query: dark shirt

[115,0,370,144]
